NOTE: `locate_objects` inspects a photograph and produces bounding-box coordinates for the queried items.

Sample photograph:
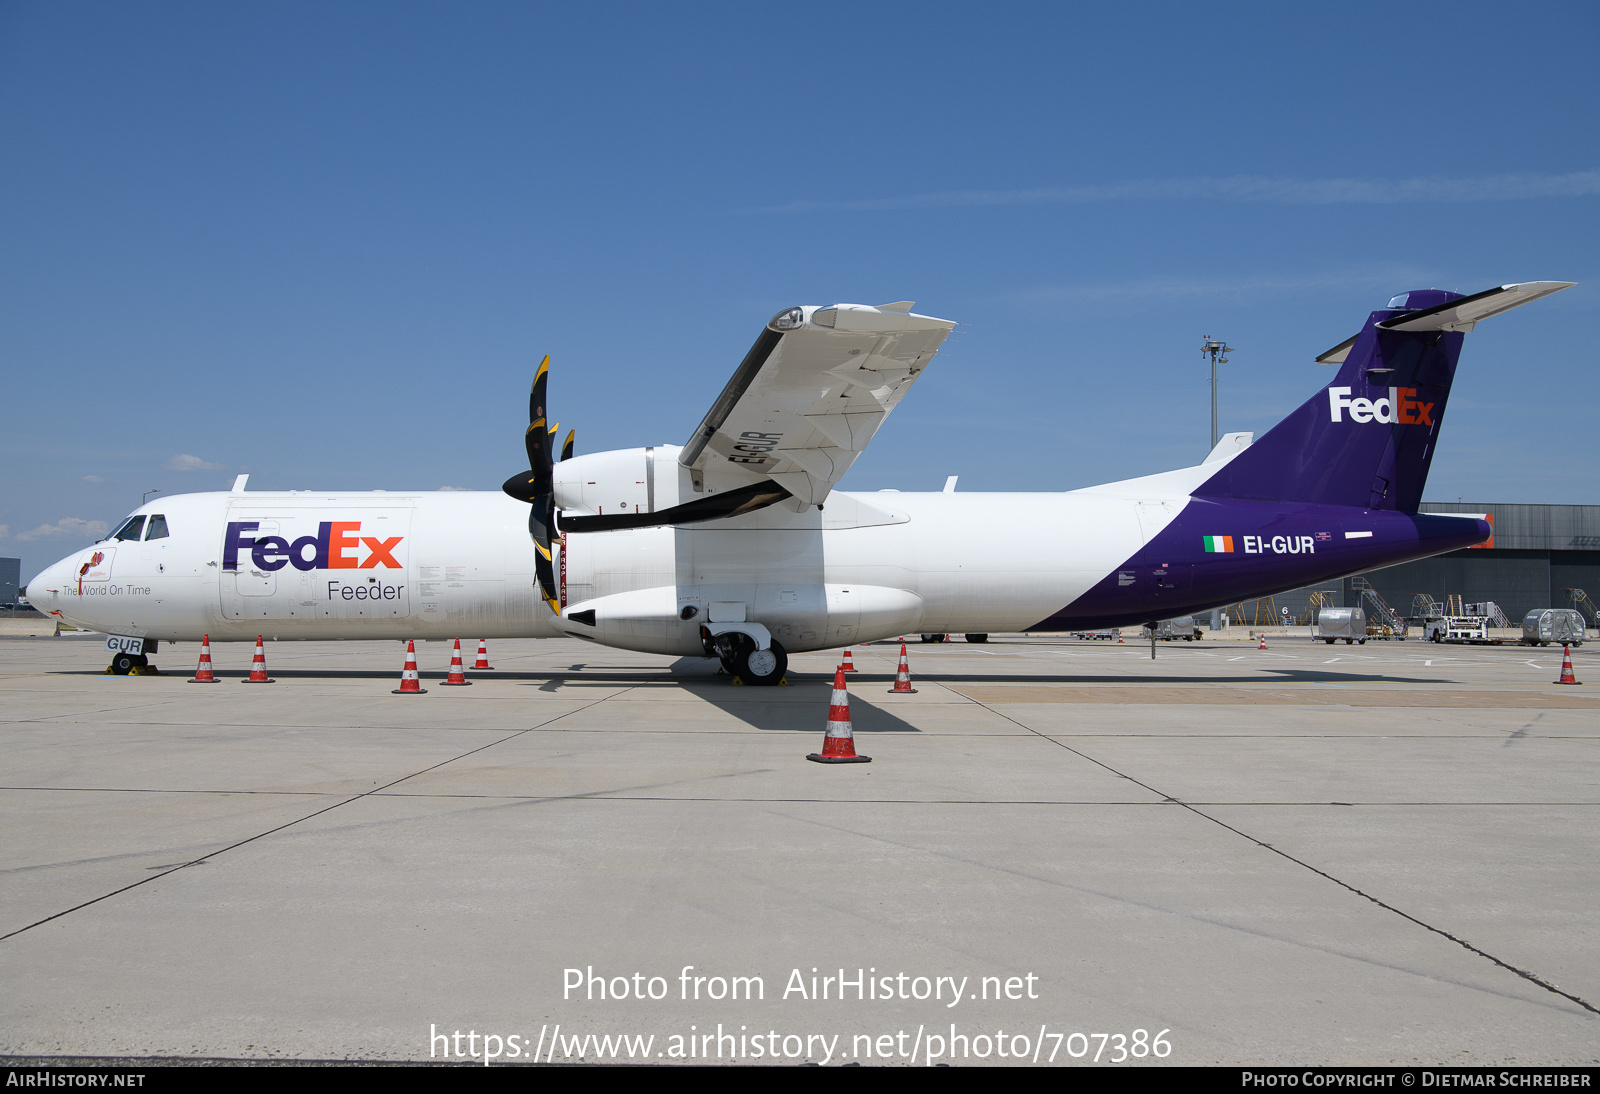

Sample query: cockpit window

[113,516,146,541]
[145,515,170,540]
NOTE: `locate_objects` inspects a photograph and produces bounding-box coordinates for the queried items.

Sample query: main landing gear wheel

[734,639,787,686]
[965,634,988,643]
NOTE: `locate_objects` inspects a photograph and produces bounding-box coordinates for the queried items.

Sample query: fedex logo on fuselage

[1328,386,1434,426]
[223,521,404,572]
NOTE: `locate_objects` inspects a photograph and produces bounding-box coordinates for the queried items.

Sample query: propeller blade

[524,355,553,476]
[511,355,560,613]
[561,429,575,462]
[529,506,560,614]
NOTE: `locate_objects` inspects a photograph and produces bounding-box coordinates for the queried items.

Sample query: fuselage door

[221,520,281,619]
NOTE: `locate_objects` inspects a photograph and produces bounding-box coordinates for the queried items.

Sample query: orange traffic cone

[1555,646,1582,685]
[441,637,472,686]
[842,648,857,672]
[242,635,274,683]
[1116,634,1123,643]
[473,639,493,670]
[392,639,428,694]
[1259,635,1268,650]
[888,642,917,694]
[190,634,218,683]
[807,665,871,764]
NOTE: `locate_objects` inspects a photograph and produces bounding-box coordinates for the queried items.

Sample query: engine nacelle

[553,445,687,518]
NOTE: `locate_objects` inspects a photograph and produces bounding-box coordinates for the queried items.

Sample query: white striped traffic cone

[441,637,472,686]
[888,642,917,694]
[842,648,857,672]
[392,639,427,694]
[190,634,218,683]
[1555,646,1581,685]
[807,665,871,764]
[1259,635,1268,650]
[472,639,493,670]
[242,635,274,683]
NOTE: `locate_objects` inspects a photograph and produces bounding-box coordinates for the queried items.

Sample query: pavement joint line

[0,786,362,796]
[0,691,624,945]
[3,786,1597,806]
[349,794,1600,806]
[954,689,1600,1019]
[766,803,1576,1017]
[372,794,1172,804]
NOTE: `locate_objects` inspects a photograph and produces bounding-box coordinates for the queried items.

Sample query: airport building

[1233,503,1600,628]
[0,557,19,606]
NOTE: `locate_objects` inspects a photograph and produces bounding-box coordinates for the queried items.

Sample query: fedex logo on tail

[1328,386,1434,426]
[223,522,404,572]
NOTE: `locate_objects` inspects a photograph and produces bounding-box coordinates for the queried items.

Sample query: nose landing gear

[108,652,154,675]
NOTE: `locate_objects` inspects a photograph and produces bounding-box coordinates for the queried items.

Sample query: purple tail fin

[1196,290,1466,512]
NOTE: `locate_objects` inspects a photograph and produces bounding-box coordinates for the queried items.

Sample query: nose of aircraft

[24,554,77,615]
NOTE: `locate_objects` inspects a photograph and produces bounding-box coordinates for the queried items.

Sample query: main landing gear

[711,631,788,686]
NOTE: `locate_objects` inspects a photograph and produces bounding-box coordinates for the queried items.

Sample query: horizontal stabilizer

[1315,334,1359,365]
[1317,281,1574,362]
[1379,281,1574,333]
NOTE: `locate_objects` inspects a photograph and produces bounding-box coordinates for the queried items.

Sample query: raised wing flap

[682,302,956,508]
[1379,281,1575,332]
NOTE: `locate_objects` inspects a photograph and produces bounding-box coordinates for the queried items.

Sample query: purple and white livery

[26,283,1573,682]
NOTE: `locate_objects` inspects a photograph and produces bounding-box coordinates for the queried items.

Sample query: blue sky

[3,1,1596,582]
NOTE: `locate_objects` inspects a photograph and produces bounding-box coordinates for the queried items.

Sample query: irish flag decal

[1203,535,1235,553]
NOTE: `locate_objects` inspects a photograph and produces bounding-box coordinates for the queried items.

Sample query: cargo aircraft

[26,282,1573,681]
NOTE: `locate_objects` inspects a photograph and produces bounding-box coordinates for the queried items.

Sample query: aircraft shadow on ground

[61,666,1441,687]
[657,657,922,733]
[676,681,924,734]
[861,669,1443,686]
[68,657,924,733]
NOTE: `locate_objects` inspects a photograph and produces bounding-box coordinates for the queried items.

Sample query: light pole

[1201,337,1234,638]
[1201,336,1234,450]
[142,489,161,506]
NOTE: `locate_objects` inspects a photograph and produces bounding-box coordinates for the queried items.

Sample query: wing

[681,302,957,507]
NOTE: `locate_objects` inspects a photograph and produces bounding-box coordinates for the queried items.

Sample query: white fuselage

[27,474,1176,655]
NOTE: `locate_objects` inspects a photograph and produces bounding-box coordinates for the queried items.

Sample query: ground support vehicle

[1523,609,1587,647]
[1317,607,1367,645]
